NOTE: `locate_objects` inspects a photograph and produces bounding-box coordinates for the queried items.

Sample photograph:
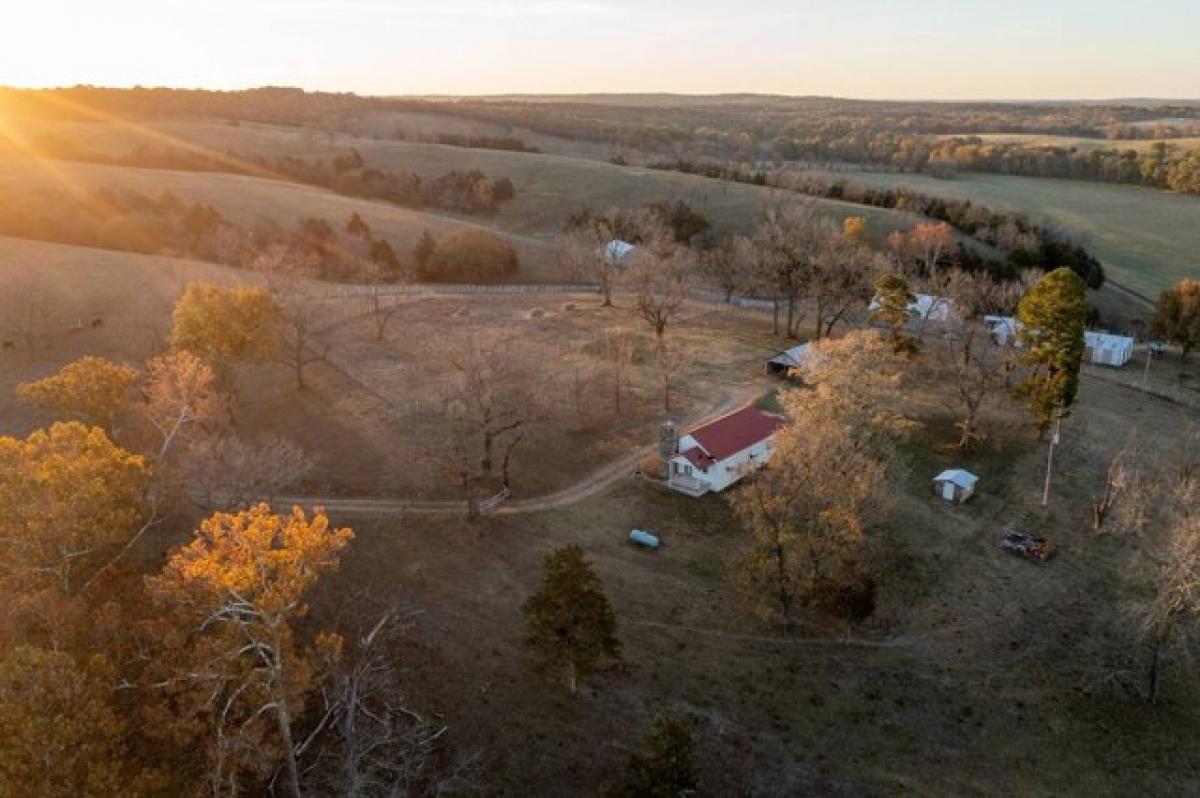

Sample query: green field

[797,168,1200,301]
[941,133,1200,152]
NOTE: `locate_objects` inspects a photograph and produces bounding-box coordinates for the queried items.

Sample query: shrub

[419,229,519,283]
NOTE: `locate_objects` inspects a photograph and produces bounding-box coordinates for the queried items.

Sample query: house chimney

[659,421,679,479]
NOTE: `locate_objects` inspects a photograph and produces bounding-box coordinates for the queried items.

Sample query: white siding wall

[671,437,777,493]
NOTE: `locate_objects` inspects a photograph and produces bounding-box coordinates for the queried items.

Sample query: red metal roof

[680,406,783,468]
[678,446,715,470]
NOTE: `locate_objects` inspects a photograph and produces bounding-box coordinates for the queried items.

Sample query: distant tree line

[770,133,1200,196]
[646,160,1106,288]
[9,86,1200,193]
[432,133,540,153]
[11,135,517,216]
[564,199,711,244]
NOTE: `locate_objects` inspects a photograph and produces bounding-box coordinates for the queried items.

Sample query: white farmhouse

[666,406,784,497]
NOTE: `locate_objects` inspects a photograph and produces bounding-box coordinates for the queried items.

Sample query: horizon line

[3,83,1199,106]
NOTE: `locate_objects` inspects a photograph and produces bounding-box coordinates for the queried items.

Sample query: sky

[2,0,1198,100]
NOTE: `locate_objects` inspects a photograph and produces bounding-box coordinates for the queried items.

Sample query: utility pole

[1142,343,1153,394]
[1042,408,1063,508]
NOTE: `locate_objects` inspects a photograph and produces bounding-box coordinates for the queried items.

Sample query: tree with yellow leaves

[728,331,910,626]
[0,422,148,594]
[146,504,353,798]
[0,646,162,797]
[17,355,137,435]
[169,282,282,379]
[843,215,869,245]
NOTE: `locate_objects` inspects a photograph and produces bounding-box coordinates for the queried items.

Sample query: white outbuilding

[601,239,637,264]
[933,469,979,504]
[1084,331,1135,367]
[870,293,955,325]
[766,343,814,377]
[984,318,1135,368]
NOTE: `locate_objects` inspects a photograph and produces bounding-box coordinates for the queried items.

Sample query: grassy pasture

[794,167,1200,302]
[27,119,931,245]
[940,132,1200,152]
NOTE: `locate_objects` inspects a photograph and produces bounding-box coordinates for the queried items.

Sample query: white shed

[1084,331,1134,367]
[933,469,979,504]
[984,315,1020,347]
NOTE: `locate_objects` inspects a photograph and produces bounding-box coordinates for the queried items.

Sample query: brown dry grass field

[0,152,563,279]
[243,292,781,498]
[0,234,781,499]
[299,365,1200,795]
[5,235,1200,794]
[13,117,928,244]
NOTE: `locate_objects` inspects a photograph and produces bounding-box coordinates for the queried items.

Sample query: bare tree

[298,604,482,796]
[698,235,751,303]
[632,244,692,342]
[1137,502,1200,703]
[655,337,691,415]
[602,327,637,417]
[935,322,1009,449]
[253,246,329,390]
[812,234,883,339]
[185,434,314,509]
[754,202,829,338]
[362,256,409,342]
[558,207,663,307]
[1092,436,1144,531]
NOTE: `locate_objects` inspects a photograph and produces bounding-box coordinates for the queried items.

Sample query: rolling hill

[19,119,928,244]
[790,167,1200,301]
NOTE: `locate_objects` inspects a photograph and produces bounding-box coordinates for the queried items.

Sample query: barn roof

[768,343,812,369]
[601,239,636,262]
[679,406,784,468]
[1084,330,1134,348]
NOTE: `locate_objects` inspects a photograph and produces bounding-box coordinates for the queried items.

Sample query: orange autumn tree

[146,504,353,798]
[17,356,138,435]
[0,422,148,594]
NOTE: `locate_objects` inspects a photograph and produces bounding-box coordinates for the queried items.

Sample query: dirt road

[277,382,770,517]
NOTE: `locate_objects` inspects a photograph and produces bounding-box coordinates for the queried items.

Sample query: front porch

[668,473,711,497]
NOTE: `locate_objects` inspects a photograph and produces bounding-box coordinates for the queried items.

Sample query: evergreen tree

[604,713,699,798]
[368,239,401,279]
[871,273,916,353]
[345,211,372,239]
[414,229,436,270]
[1015,267,1087,434]
[521,544,620,693]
